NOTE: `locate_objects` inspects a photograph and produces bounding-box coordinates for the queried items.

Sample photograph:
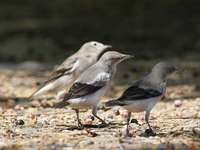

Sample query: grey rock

[36,122,43,127]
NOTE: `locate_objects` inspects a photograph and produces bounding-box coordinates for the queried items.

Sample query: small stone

[14,105,21,111]
[16,120,25,125]
[28,114,35,119]
[174,100,182,107]
[88,115,94,120]
[177,89,183,95]
[108,114,113,119]
[85,118,93,124]
[130,119,138,124]
[14,128,21,133]
[44,120,50,125]
[121,112,128,118]
[36,122,43,127]
[37,103,42,107]
[114,110,120,116]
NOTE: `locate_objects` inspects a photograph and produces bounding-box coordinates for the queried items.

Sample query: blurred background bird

[28,41,111,101]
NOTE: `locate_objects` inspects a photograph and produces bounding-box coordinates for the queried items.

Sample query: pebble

[36,122,43,127]
[121,112,128,118]
[114,110,120,116]
[44,120,50,125]
[174,100,182,107]
[14,128,21,133]
[14,105,21,110]
[88,115,94,120]
[108,114,114,119]
[85,118,93,124]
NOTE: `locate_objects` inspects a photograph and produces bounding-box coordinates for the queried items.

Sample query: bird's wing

[63,72,109,101]
[29,58,78,98]
[48,57,78,80]
[118,83,164,101]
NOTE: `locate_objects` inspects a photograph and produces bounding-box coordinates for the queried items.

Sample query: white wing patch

[87,72,109,85]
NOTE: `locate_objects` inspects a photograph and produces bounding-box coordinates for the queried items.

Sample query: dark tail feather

[104,100,121,107]
[52,101,69,108]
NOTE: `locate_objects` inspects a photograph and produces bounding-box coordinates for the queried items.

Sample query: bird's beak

[122,55,134,60]
[103,45,112,49]
[175,67,185,72]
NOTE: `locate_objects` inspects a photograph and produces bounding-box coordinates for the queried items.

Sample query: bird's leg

[126,112,132,137]
[145,111,156,136]
[75,109,83,126]
[92,106,108,127]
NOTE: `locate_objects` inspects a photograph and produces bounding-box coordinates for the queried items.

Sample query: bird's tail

[104,100,123,107]
[52,101,70,108]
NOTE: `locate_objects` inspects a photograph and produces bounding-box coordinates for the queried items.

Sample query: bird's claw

[149,131,157,136]
[126,132,133,137]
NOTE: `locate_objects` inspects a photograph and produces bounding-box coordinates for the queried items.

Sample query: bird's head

[99,51,134,66]
[80,41,111,56]
[151,62,185,79]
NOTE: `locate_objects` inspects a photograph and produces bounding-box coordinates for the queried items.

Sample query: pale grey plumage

[52,51,134,126]
[105,62,185,135]
[28,41,111,101]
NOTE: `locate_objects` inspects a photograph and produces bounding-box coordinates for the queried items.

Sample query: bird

[52,51,134,127]
[105,62,185,135]
[28,41,111,101]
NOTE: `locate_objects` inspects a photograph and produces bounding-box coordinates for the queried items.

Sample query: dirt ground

[0,59,200,150]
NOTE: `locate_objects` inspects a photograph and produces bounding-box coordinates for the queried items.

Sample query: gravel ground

[0,59,200,150]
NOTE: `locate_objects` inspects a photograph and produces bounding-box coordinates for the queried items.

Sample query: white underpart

[32,74,74,98]
[123,82,166,113]
[123,95,164,113]
[67,86,108,109]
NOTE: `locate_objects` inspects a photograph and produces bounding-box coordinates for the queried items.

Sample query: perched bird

[105,62,185,135]
[28,41,111,101]
[52,51,134,126]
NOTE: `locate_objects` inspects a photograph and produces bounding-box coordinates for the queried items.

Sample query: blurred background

[0,0,200,63]
[0,0,200,95]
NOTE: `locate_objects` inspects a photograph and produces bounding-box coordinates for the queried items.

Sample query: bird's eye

[116,57,121,60]
[93,43,97,46]
[171,67,175,72]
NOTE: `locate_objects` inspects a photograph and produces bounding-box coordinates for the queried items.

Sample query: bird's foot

[149,131,157,136]
[77,122,84,129]
[126,131,133,137]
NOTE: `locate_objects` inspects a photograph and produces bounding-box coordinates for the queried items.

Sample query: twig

[164,117,200,119]
[169,131,183,138]
[192,128,200,137]
[0,109,87,117]
[85,129,99,136]
[56,123,79,128]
